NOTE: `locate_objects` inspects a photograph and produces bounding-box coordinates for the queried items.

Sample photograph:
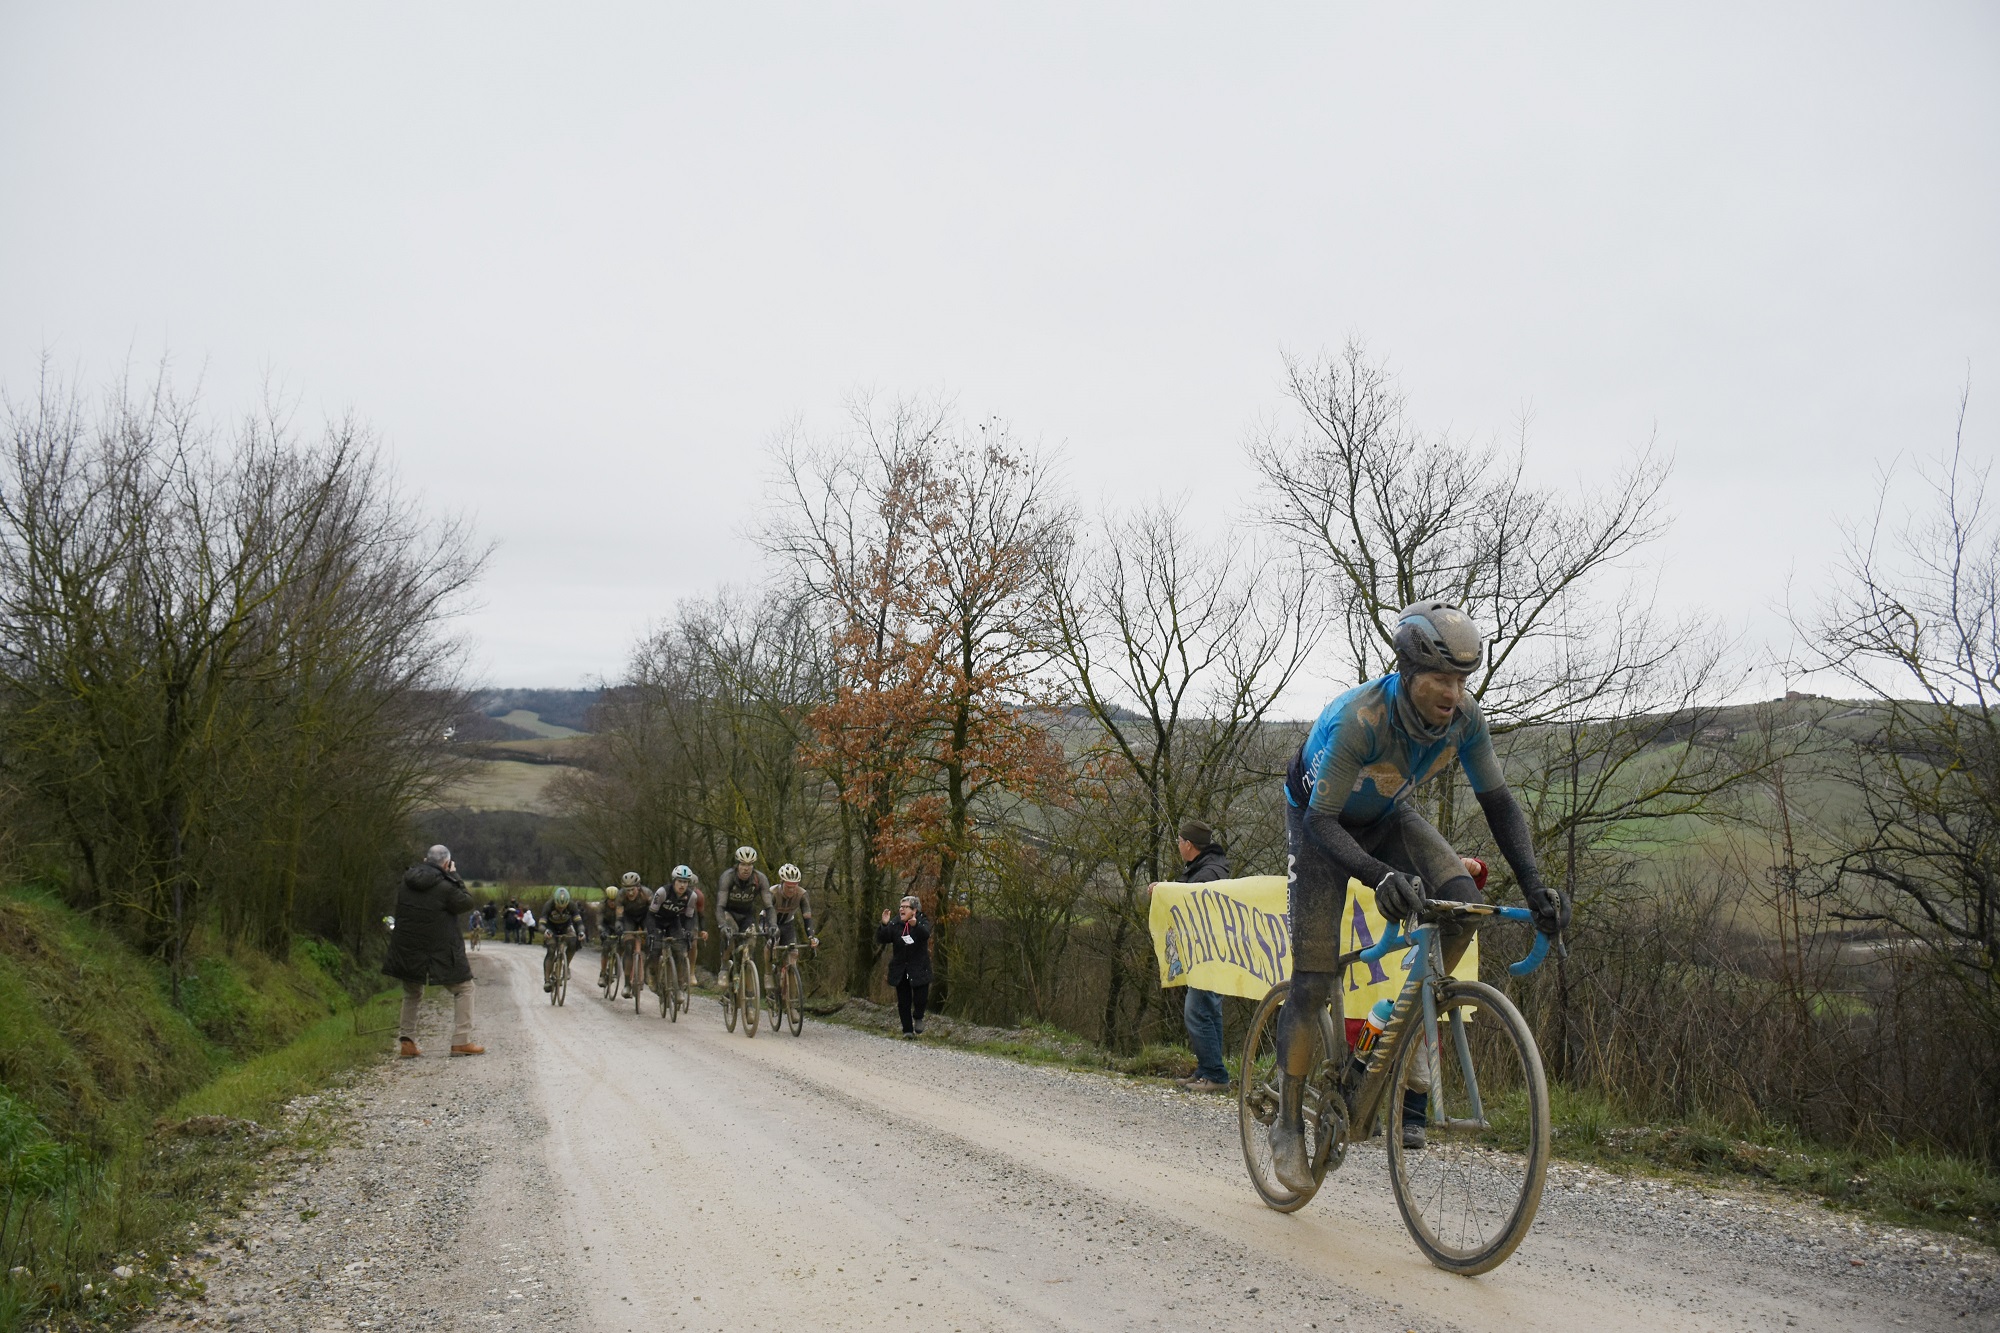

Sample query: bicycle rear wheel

[786,962,804,1036]
[1238,982,1344,1212]
[741,959,760,1037]
[1387,979,1550,1275]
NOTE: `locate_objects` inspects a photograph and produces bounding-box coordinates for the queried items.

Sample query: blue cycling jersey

[1285,673,1505,823]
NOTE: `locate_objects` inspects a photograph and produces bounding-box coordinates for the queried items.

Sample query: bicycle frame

[1345,902,1551,1139]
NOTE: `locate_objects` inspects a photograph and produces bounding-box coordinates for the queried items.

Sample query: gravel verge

[134,956,577,1332]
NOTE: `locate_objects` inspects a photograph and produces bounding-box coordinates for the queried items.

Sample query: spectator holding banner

[1173,821,1233,1092]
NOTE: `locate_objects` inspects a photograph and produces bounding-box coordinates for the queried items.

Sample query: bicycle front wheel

[660,952,679,1021]
[741,959,760,1037]
[786,962,804,1036]
[1387,979,1550,1275]
[554,950,569,1006]
[631,948,644,1013]
[1238,982,1343,1212]
[722,965,739,1032]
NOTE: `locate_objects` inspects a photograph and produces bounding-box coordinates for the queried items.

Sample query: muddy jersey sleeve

[1455,700,1506,794]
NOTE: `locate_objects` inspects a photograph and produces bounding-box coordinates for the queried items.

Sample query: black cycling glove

[1374,871,1425,923]
[1522,875,1571,936]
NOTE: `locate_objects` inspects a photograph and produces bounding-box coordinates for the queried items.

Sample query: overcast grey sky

[3,3,1995,700]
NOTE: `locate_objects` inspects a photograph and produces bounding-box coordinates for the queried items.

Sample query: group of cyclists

[525,845,818,1018]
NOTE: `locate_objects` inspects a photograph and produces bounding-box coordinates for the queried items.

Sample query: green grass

[0,886,395,1332]
[168,991,398,1126]
[1545,1085,2000,1247]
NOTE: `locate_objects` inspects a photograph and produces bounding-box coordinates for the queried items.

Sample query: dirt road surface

[144,945,1995,1332]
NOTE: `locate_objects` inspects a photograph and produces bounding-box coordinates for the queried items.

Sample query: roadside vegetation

[0,371,481,1330]
[0,884,393,1330]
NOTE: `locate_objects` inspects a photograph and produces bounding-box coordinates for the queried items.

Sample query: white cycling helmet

[620,871,642,887]
[777,863,802,884]
[734,846,758,866]
[672,864,695,882]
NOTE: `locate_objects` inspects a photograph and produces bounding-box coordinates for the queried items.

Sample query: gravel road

[141,944,1996,1332]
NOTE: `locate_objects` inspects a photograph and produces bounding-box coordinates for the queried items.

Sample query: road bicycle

[1238,899,1557,1275]
[618,929,648,1013]
[651,933,693,1022]
[598,933,619,1000]
[467,917,484,951]
[765,932,813,1037]
[545,931,575,1007]
[720,925,766,1037]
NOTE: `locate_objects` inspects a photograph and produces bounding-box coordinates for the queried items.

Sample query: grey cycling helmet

[1391,601,1483,676]
[620,871,642,887]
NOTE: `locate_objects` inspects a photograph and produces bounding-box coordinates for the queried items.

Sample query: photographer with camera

[384,844,482,1057]
[876,896,932,1037]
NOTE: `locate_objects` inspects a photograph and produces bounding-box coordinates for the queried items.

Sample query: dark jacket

[1179,842,1231,884]
[384,862,475,986]
[876,912,933,987]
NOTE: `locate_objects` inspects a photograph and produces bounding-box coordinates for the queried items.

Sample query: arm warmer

[1475,787,1545,895]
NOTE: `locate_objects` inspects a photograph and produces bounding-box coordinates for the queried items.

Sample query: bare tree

[1809,403,2000,1021]
[551,587,836,978]
[1249,341,1755,878]
[1041,498,1321,1047]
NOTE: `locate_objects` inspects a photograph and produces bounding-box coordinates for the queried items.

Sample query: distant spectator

[876,896,933,1037]
[384,845,482,1057]
[1174,820,1232,1093]
[503,901,522,944]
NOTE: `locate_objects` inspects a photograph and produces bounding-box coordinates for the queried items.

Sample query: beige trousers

[399,980,474,1046]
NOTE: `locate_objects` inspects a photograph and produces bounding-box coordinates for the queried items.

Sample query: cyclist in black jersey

[651,865,702,987]
[715,846,773,992]
[610,873,652,999]
[715,846,773,938]
[539,887,584,992]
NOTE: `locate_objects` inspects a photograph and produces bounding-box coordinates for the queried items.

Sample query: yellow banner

[1150,875,1475,1017]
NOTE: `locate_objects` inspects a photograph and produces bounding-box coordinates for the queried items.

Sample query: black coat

[876,913,933,987]
[1179,843,1231,884]
[383,862,475,986]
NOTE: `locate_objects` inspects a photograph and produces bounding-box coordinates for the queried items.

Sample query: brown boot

[398,1038,420,1059]
[449,1043,485,1057]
